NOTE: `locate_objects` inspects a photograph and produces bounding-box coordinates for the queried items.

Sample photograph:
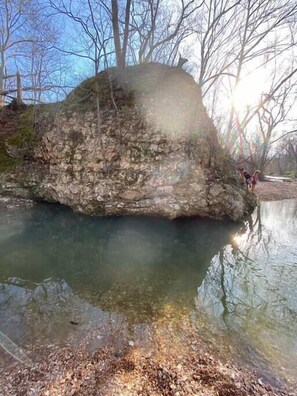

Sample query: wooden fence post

[16,71,24,105]
[0,64,4,107]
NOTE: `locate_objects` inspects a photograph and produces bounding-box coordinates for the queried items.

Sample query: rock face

[0,64,255,221]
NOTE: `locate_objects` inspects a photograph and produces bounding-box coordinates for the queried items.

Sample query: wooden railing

[0,71,24,106]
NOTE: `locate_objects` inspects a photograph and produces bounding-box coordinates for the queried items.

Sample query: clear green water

[0,198,296,387]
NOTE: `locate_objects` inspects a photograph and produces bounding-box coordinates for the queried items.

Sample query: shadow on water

[0,201,240,346]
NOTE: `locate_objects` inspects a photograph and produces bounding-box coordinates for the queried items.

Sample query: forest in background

[0,0,296,177]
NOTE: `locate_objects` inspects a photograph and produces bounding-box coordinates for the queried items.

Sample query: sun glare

[232,234,244,246]
[232,71,267,111]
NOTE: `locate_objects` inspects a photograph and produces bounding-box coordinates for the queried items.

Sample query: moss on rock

[0,141,16,172]
[8,107,34,152]
[64,63,198,112]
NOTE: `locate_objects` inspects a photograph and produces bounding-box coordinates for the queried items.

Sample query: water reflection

[197,199,297,383]
[0,201,239,344]
[0,277,125,351]
[0,199,296,386]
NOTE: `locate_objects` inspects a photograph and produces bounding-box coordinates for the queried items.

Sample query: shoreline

[0,317,294,396]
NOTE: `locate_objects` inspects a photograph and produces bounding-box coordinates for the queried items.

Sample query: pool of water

[0,198,296,387]
[196,201,297,386]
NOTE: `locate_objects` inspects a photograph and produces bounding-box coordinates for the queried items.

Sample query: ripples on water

[0,198,296,386]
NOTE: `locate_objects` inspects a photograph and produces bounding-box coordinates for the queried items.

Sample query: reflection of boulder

[0,203,241,324]
[0,198,33,241]
[0,278,73,344]
[32,278,73,312]
[0,277,116,347]
[0,278,32,310]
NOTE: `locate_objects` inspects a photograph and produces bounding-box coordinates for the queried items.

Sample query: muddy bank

[255,180,297,201]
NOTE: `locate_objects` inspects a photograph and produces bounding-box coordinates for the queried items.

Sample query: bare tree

[49,0,114,75]
[0,0,66,104]
[129,0,200,65]
[273,134,297,176]
[190,0,296,156]
[231,63,297,177]
[51,0,134,75]
[224,0,297,148]
[111,0,132,72]
[253,90,294,173]
[283,135,297,174]
[0,0,36,104]
[194,0,240,94]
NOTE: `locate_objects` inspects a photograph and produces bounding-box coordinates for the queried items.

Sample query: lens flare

[232,71,267,111]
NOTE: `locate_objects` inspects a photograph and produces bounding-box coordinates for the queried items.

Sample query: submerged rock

[0,64,255,220]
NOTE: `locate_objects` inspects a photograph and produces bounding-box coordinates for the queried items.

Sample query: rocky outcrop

[0,64,256,221]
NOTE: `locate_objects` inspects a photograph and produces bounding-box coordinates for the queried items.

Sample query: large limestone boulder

[0,63,255,221]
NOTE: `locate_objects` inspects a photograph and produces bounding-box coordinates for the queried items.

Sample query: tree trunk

[122,0,131,65]
[16,71,24,105]
[0,53,5,106]
[111,0,124,71]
